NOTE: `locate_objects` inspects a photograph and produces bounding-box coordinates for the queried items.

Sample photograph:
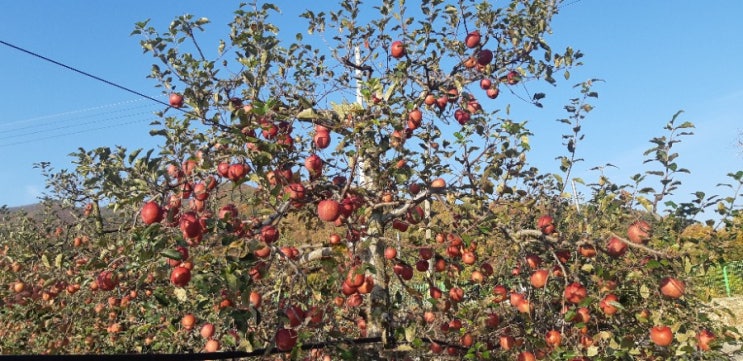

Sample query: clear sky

[1,1,742,221]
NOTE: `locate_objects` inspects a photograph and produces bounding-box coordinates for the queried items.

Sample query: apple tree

[1,0,740,359]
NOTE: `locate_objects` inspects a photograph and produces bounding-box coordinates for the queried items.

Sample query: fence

[697,260,743,297]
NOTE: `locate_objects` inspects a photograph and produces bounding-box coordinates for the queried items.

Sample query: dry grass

[711,297,743,359]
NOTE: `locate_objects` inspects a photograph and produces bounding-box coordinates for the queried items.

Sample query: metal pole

[723,264,731,297]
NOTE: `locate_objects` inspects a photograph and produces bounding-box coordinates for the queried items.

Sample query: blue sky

[1,1,741,221]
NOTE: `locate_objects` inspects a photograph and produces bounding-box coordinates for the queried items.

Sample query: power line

[0,102,157,135]
[0,98,150,130]
[0,116,155,148]
[0,110,155,141]
[0,39,174,109]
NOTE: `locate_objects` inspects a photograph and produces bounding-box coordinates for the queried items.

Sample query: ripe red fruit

[500,335,515,350]
[406,205,425,224]
[204,339,220,352]
[169,93,184,108]
[537,214,554,233]
[480,78,492,90]
[192,182,209,201]
[179,211,202,239]
[141,201,163,225]
[390,40,405,59]
[461,251,476,265]
[697,329,715,351]
[485,313,500,328]
[454,108,470,125]
[170,266,191,287]
[465,30,481,48]
[578,244,597,258]
[260,225,279,244]
[659,277,685,298]
[249,291,262,308]
[545,330,562,347]
[430,178,446,190]
[384,247,397,260]
[650,325,673,347]
[228,163,249,182]
[416,259,429,272]
[392,219,409,232]
[477,49,493,65]
[96,270,119,291]
[424,93,436,106]
[313,131,331,149]
[525,254,542,269]
[599,293,620,315]
[486,87,500,99]
[506,70,521,85]
[216,162,230,178]
[317,199,341,222]
[606,236,628,257]
[167,246,189,267]
[627,220,651,244]
[572,307,591,324]
[284,305,305,327]
[284,183,305,200]
[493,285,508,302]
[564,282,587,304]
[517,351,536,361]
[181,314,196,330]
[530,269,549,288]
[275,328,298,351]
[399,264,413,280]
[304,154,323,177]
[200,323,215,339]
[460,333,474,347]
[435,96,448,111]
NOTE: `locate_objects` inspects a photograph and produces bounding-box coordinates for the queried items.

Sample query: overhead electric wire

[0,111,156,141]
[0,117,154,148]
[0,39,176,110]
[0,98,150,130]
[0,102,158,135]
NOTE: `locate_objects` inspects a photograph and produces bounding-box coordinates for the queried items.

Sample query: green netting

[697,261,743,297]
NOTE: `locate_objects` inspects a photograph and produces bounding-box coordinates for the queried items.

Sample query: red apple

[599,294,620,315]
[650,325,673,347]
[317,199,341,222]
[304,154,323,177]
[390,40,405,59]
[179,211,202,239]
[486,87,500,99]
[465,30,481,48]
[275,328,298,351]
[697,329,715,351]
[530,269,549,288]
[169,93,184,108]
[627,220,651,244]
[170,266,191,287]
[564,282,587,304]
[227,163,249,182]
[313,130,330,149]
[480,78,492,90]
[477,49,493,65]
[606,236,627,258]
[454,108,470,125]
[141,201,163,225]
[659,277,685,299]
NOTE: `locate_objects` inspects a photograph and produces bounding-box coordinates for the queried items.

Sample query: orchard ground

[711,297,743,358]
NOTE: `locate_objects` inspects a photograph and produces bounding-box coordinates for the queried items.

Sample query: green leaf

[161,249,184,260]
